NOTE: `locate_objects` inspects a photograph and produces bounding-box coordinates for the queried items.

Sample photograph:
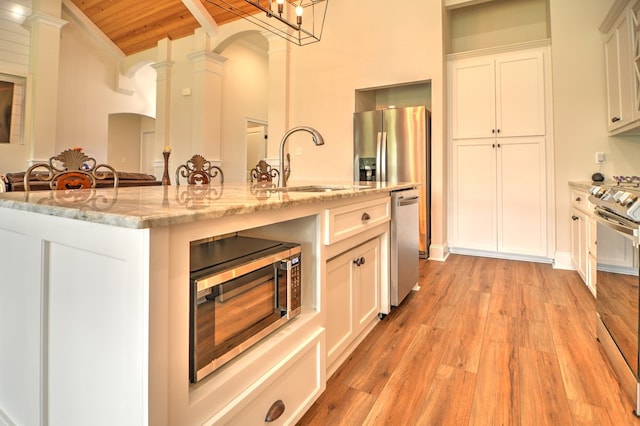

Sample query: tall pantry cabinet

[448,44,553,259]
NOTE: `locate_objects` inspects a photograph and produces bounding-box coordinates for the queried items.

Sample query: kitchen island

[0,181,412,425]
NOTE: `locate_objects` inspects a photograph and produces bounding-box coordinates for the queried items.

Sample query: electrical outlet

[595,152,605,164]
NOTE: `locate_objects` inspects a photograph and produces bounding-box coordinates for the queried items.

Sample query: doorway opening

[246,119,268,182]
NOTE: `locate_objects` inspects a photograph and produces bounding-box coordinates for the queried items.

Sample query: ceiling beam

[181,0,219,38]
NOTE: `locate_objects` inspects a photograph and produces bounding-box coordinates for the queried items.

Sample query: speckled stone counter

[568,181,594,192]
[0,181,414,229]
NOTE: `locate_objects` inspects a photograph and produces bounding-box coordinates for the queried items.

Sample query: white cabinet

[451,137,547,256]
[601,0,640,134]
[208,330,324,425]
[569,187,596,296]
[571,206,588,283]
[324,197,390,245]
[450,49,546,140]
[326,237,381,376]
[448,45,550,258]
[322,195,389,377]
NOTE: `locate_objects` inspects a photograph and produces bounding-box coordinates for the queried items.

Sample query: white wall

[449,0,549,53]
[548,0,640,259]
[219,38,268,183]
[56,10,155,164]
[281,0,447,258]
[0,1,30,75]
[0,0,31,173]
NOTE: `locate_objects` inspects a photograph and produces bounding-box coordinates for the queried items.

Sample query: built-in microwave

[189,235,301,383]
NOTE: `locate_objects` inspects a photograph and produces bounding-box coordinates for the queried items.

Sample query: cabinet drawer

[208,330,325,425]
[571,189,589,212]
[325,197,390,245]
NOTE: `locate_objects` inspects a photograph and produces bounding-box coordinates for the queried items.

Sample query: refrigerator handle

[380,131,387,182]
[375,131,382,182]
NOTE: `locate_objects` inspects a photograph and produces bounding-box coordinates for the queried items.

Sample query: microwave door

[214,266,274,303]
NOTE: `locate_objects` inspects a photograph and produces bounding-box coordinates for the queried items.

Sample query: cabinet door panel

[326,255,354,366]
[496,51,546,137]
[497,138,546,256]
[355,239,380,328]
[605,25,623,129]
[450,58,495,139]
[452,140,497,250]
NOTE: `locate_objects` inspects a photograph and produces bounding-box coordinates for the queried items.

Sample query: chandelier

[205,0,328,46]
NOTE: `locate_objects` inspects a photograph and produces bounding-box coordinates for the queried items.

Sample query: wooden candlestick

[162,150,171,186]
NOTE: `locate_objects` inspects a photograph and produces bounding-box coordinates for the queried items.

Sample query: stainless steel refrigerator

[354,106,431,258]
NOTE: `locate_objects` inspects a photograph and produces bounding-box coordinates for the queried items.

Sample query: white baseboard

[427,244,449,262]
[448,247,553,264]
[553,251,574,270]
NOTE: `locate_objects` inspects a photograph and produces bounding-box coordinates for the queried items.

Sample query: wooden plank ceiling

[70,0,258,55]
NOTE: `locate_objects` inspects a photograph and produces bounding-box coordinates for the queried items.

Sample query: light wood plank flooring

[299,255,639,425]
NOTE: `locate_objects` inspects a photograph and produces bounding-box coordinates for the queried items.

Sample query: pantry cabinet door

[450,57,496,139]
[495,50,546,137]
[451,139,497,250]
[496,137,547,256]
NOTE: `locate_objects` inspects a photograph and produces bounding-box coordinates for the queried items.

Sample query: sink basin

[270,184,376,193]
[276,185,352,192]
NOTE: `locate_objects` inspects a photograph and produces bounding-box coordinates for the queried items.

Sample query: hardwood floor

[299,255,639,425]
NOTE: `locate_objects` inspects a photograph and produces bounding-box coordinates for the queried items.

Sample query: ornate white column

[151,38,174,180]
[23,1,66,163]
[187,49,227,160]
[265,34,289,168]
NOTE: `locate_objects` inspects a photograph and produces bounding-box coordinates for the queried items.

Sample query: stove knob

[619,192,631,205]
[628,199,640,222]
[625,194,638,206]
[613,190,625,202]
[589,186,604,197]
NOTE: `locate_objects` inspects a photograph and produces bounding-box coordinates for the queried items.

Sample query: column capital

[23,12,67,30]
[187,50,227,65]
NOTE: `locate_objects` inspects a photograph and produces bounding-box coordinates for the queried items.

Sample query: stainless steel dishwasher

[390,188,420,306]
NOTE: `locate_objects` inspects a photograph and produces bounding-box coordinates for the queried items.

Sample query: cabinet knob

[612,116,621,123]
[575,197,581,202]
[571,215,579,221]
[265,400,285,422]
[361,212,371,221]
[353,257,366,266]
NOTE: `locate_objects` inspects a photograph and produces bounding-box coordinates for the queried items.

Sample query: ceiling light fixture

[205,0,328,46]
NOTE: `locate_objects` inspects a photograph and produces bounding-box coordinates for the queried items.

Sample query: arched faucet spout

[278,126,325,187]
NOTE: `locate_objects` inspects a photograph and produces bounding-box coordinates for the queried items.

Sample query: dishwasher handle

[397,195,419,206]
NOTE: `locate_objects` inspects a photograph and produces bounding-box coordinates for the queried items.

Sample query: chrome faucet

[278,126,325,187]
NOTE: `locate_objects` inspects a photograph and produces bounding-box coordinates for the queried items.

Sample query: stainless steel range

[589,178,640,416]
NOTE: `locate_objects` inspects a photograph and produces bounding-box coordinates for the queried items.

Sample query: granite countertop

[569,181,594,192]
[0,181,415,229]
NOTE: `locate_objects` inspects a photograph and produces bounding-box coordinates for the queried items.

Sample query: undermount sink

[276,185,351,192]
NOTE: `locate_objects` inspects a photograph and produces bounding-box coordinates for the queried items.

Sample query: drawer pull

[361,212,371,221]
[575,197,581,202]
[265,399,285,422]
